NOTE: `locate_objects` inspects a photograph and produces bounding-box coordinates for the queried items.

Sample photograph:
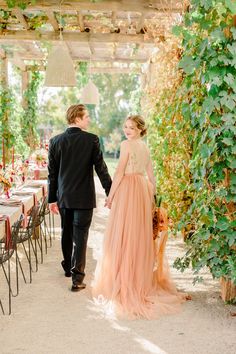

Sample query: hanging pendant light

[44,42,77,87]
[44,1,76,87]
[80,79,100,105]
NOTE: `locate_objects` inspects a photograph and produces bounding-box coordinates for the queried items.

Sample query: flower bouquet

[0,166,12,198]
[31,148,48,167]
[152,196,168,240]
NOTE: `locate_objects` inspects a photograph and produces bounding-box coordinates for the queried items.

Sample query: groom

[48,104,112,291]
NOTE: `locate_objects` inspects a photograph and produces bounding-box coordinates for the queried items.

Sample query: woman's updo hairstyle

[126,115,147,137]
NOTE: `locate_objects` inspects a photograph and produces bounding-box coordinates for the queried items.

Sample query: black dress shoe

[71,283,86,292]
[61,261,71,278]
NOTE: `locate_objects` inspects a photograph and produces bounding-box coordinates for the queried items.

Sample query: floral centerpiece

[0,165,12,198]
[31,148,48,167]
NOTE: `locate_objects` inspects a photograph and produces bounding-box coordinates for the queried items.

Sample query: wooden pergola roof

[0,0,184,72]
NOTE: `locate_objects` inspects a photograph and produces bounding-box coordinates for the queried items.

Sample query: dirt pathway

[0,178,235,354]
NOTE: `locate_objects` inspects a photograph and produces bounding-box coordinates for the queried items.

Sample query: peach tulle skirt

[92,174,185,319]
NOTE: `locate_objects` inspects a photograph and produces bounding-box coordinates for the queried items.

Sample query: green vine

[0,84,15,164]
[21,71,42,151]
[5,1,36,10]
[172,0,236,285]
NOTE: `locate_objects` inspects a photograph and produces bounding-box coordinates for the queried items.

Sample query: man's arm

[92,136,112,196]
[47,139,59,205]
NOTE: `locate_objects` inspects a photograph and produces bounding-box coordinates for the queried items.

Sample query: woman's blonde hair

[66,104,87,124]
[126,115,147,137]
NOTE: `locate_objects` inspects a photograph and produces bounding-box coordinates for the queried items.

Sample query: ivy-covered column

[0,55,13,167]
[172,0,236,301]
[21,70,42,152]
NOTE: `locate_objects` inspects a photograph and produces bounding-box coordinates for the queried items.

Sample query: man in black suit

[48,104,112,291]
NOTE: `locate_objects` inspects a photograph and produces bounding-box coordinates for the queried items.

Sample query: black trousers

[59,208,93,285]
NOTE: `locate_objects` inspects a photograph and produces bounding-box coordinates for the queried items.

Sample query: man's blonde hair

[66,104,87,124]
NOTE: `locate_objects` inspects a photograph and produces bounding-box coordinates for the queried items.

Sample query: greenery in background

[5,0,36,10]
[0,85,15,161]
[38,62,141,156]
[170,0,236,285]
[22,71,42,151]
[92,72,141,138]
[146,41,193,225]
[0,64,32,161]
[104,156,118,177]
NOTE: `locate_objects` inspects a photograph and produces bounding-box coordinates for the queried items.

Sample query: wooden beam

[77,11,85,32]
[10,53,26,71]
[0,47,6,59]
[26,64,45,72]
[111,11,117,27]
[21,70,29,108]
[10,52,148,62]
[90,67,140,74]
[25,65,140,74]
[12,9,29,30]
[112,42,117,59]
[136,13,145,33]
[89,43,95,56]
[0,1,182,13]
[0,31,155,44]
[45,10,59,32]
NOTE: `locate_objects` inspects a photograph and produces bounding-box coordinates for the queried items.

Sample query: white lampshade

[80,79,99,105]
[44,42,77,87]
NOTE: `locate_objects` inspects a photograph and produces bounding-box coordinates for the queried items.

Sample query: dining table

[0,180,48,239]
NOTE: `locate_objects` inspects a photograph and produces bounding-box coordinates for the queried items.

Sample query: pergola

[0,0,184,159]
[0,0,184,74]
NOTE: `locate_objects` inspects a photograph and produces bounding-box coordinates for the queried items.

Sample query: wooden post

[0,55,10,166]
[221,277,236,302]
[21,70,29,109]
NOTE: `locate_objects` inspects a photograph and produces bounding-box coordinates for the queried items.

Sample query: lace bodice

[124,139,150,175]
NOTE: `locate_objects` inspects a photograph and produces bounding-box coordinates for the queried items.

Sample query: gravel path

[0,178,235,354]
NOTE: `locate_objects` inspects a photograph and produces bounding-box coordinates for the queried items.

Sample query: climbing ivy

[0,85,15,162]
[172,0,236,285]
[5,0,36,10]
[21,71,42,151]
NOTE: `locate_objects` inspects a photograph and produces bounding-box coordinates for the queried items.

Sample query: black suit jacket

[47,127,112,209]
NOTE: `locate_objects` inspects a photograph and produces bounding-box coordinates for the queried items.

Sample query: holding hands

[49,202,59,214]
[105,197,112,209]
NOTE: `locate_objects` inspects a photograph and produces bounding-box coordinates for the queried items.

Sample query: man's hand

[104,197,112,209]
[49,202,59,214]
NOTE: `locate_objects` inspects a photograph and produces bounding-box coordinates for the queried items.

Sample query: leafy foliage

[170,0,236,284]
[144,40,193,224]
[38,62,141,146]
[0,64,30,162]
[6,0,36,10]
[21,71,42,151]
[0,86,15,156]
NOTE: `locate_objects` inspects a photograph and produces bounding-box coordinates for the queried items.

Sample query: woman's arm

[105,140,129,207]
[146,159,156,195]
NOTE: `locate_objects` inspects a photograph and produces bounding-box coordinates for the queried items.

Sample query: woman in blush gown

[92,115,187,319]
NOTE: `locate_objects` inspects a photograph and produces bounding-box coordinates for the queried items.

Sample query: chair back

[0,214,24,264]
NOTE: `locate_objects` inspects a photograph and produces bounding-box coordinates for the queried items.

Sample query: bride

[92,115,188,319]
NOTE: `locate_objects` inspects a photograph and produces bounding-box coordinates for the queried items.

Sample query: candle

[12,146,14,169]
[2,138,5,169]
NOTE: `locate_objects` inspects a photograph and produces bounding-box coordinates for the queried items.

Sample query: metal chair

[0,214,24,315]
[16,205,40,287]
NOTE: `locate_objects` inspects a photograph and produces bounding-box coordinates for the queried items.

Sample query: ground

[0,178,235,354]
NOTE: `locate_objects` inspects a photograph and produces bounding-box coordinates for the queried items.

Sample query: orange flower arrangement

[153,197,168,240]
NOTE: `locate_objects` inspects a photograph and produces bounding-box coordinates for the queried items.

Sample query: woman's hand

[105,197,112,209]
[49,202,59,214]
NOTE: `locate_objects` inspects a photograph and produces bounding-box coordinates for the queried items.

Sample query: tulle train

[92,174,185,319]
